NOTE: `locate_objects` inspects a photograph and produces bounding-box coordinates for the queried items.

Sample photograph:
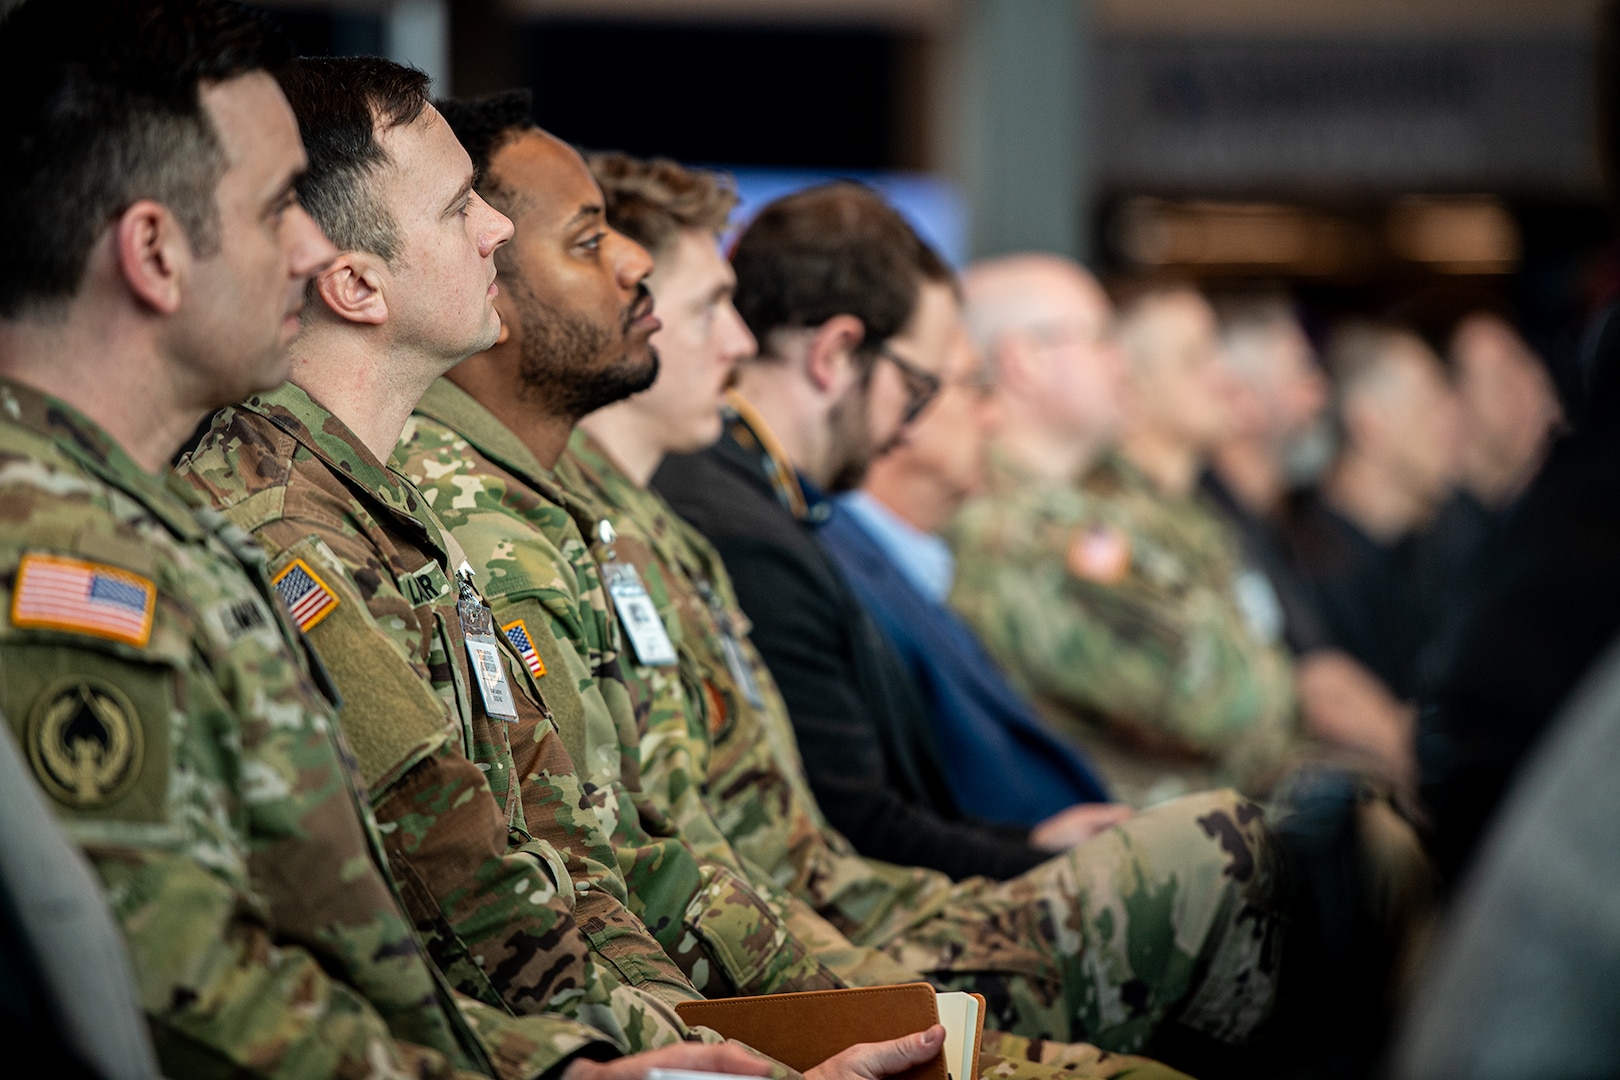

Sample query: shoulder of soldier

[0,435,280,837]
[177,405,301,530]
[948,477,1101,558]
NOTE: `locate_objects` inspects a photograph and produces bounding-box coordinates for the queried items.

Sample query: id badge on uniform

[455,564,519,721]
[602,561,677,666]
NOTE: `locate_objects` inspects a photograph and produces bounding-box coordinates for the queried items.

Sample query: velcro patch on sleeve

[501,619,547,678]
[271,557,339,631]
[12,553,156,647]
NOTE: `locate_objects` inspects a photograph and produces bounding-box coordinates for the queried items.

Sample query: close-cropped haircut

[277,56,430,263]
[730,183,952,362]
[0,0,292,318]
[587,152,738,258]
[437,90,537,209]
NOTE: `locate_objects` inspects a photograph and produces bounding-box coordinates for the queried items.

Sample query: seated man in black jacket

[655,179,1293,1059]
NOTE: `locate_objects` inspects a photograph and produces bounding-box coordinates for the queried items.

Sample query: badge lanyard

[455,562,519,721]
[696,578,764,708]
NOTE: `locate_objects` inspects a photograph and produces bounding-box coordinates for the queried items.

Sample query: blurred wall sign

[1096,35,1597,194]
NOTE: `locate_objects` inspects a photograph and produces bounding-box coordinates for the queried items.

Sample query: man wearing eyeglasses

[654,185,1233,881]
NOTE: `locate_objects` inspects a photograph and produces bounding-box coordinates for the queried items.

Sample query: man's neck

[1210,437,1285,515]
[992,411,1104,485]
[1118,427,1202,498]
[0,312,195,473]
[863,465,955,534]
[577,402,660,488]
[445,348,574,471]
[1323,452,1429,543]
[731,367,829,486]
[288,323,443,464]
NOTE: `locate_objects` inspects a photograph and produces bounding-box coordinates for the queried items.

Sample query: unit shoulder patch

[1066,524,1132,585]
[11,552,156,647]
[26,676,145,808]
[272,557,339,631]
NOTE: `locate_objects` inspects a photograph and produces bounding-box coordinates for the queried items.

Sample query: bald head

[960,254,1123,450]
[962,254,1111,362]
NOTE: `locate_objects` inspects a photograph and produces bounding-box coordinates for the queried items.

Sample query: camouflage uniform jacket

[177,381,706,1058]
[560,431,959,954]
[0,377,610,1078]
[398,377,841,1000]
[557,431,928,988]
[948,450,1299,807]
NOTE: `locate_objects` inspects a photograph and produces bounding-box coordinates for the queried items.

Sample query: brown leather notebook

[675,983,985,1080]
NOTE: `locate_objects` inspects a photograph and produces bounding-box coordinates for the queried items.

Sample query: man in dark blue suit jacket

[816,314,1115,828]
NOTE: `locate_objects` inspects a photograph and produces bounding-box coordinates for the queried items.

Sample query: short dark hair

[0,0,292,318]
[277,56,431,263]
[731,183,952,361]
[437,90,537,207]
[588,152,738,258]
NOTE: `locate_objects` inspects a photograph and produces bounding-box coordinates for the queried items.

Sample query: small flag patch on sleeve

[502,619,546,678]
[12,553,156,647]
[272,558,339,631]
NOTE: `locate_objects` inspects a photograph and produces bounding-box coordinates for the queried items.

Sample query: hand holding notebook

[675,983,986,1080]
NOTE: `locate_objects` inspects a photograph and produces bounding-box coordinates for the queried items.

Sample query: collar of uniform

[1092,451,1153,497]
[568,428,708,582]
[413,377,570,508]
[0,376,207,541]
[551,431,625,547]
[723,390,808,521]
[247,381,446,553]
[982,443,1053,497]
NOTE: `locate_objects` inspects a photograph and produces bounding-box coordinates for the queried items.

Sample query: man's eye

[580,232,606,252]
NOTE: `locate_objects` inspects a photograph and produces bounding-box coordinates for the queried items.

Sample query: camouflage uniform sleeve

[620,536,923,989]
[947,495,1297,792]
[241,515,662,1065]
[0,529,476,1077]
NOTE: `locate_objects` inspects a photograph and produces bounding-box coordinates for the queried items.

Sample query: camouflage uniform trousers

[868,790,1283,1053]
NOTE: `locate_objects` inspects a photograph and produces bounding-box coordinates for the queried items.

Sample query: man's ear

[114,200,188,315]
[804,314,866,395]
[314,253,388,326]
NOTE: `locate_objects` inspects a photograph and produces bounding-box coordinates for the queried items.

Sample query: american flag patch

[11,554,157,647]
[502,619,546,678]
[271,558,339,631]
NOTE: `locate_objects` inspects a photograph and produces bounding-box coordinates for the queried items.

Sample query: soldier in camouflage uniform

[178,57,855,1063]
[948,270,1300,808]
[401,115,1276,1075]
[0,7,676,1076]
